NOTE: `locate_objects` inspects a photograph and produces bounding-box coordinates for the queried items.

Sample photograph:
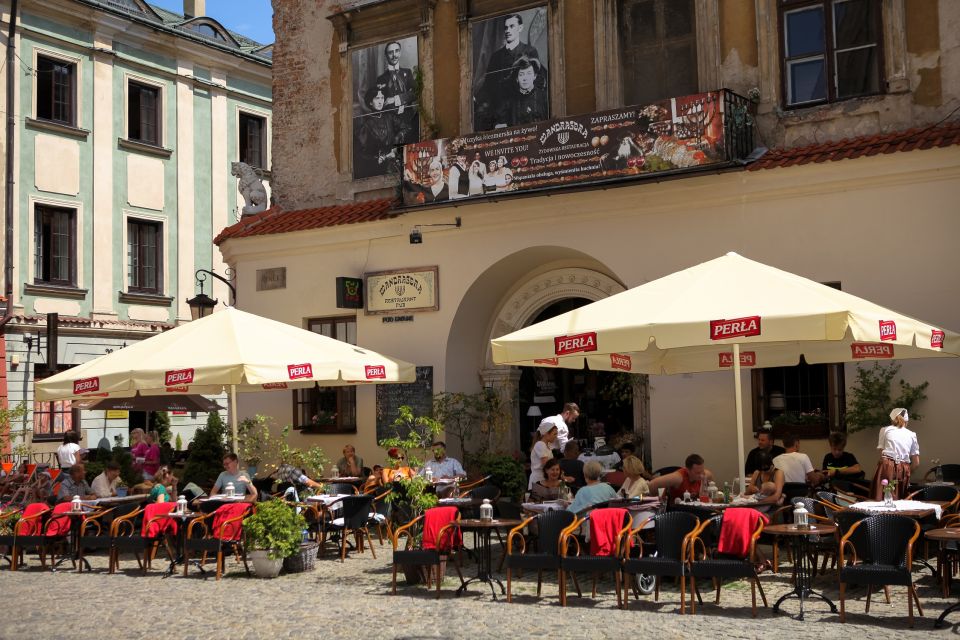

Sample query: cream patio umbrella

[35,307,417,450]
[491,252,960,491]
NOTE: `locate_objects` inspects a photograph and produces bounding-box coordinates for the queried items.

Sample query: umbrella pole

[733,344,747,495]
[230,384,239,453]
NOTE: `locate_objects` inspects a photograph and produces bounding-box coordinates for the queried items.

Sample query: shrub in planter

[244,499,306,561]
[475,453,526,502]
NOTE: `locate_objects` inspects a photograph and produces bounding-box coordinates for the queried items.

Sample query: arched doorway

[517,298,637,456]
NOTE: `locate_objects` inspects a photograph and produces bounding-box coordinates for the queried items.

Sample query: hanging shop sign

[365,267,438,315]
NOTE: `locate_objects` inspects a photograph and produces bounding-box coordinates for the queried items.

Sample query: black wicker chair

[321,495,376,562]
[905,485,959,558]
[327,482,360,496]
[76,506,124,573]
[653,466,681,477]
[183,502,253,580]
[621,511,700,613]
[669,503,716,522]
[505,509,577,602]
[839,514,922,626]
[558,508,632,607]
[688,511,768,617]
[925,464,960,483]
[391,506,465,597]
[781,482,809,502]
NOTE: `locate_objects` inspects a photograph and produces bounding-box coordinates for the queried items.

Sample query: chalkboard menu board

[376,366,433,441]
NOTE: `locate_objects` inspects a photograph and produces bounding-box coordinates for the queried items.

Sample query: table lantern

[71,495,81,512]
[479,498,494,522]
[177,494,188,514]
[793,502,809,528]
[226,482,235,497]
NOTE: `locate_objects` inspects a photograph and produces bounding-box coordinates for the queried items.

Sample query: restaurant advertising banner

[401,90,738,206]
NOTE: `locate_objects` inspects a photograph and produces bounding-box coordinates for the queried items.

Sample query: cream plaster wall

[34,134,79,196]
[126,154,165,210]
[210,69,229,278]
[92,34,116,317]
[176,60,196,321]
[223,147,960,481]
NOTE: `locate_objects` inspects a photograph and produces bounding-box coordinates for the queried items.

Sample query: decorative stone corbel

[418,0,437,35]
[328,12,351,53]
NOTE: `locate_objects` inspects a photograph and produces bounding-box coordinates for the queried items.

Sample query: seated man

[567,461,617,514]
[57,463,97,502]
[773,435,825,486]
[559,440,586,490]
[822,432,863,481]
[209,453,259,502]
[335,444,365,478]
[647,454,715,502]
[745,429,786,476]
[419,441,465,480]
[91,461,121,498]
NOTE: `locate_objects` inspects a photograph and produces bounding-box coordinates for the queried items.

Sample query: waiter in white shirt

[538,402,579,455]
[871,407,920,500]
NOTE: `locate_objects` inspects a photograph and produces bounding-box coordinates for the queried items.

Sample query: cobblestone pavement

[0,539,955,639]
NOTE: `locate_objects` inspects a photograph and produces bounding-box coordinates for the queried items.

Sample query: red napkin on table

[590,508,629,556]
[717,507,769,557]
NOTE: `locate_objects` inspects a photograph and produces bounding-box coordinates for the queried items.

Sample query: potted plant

[244,499,306,578]
[238,414,273,477]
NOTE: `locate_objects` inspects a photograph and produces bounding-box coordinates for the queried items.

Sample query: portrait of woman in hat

[494,56,549,128]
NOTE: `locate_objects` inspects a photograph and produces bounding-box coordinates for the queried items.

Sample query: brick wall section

[272,0,340,209]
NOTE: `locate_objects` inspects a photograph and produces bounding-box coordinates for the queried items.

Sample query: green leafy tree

[475,453,526,501]
[175,433,183,451]
[846,362,929,433]
[149,411,172,445]
[270,425,329,478]
[237,415,273,469]
[433,388,511,465]
[0,402,27,454]
[379,404,443,468]
[244,499,307,559]
[183,412,228,489]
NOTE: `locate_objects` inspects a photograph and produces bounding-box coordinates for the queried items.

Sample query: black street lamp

[185,269,236,320]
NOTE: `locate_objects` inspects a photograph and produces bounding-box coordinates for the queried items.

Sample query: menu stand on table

[765,523,839,621]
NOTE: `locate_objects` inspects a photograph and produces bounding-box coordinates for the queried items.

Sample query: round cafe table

[926,527,960,629]
[455,518,522,600]
[765,522,838,620]
[163,510,204,578]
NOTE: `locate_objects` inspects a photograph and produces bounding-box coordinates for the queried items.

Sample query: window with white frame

[128,80,161,145]
[36,55,76,125]
[780,0,882,107]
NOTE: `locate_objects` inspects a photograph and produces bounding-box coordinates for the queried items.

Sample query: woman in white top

[529,423,557,490]
[870,407,920,500]
[618,455,650,499]
[56,430,82,469]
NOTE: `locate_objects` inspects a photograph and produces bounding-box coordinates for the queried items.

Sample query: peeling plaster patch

[914,64,943,106]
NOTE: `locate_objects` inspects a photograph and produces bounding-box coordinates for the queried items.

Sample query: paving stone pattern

[0,540,955,639]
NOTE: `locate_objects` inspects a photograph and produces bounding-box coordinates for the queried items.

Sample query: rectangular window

[781,0,882,107]
[619,0,698,106]
[751,282,845,438]
[294,318,357,434]
[239,113,266,168]
[34,205,76,286]
[127,219,162,293]
[33,399,77,442]
[128,80,161,145]
[36,55,76,125]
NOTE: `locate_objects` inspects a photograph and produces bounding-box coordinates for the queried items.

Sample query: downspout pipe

[0,0,19,331]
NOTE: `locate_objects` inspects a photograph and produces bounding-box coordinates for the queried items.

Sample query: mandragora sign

[401,90,743,206]
[365,267,439,315]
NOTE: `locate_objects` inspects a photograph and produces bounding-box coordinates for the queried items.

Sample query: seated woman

[743,451,785,507]
[618,455,650,499]
[530,459,564,502]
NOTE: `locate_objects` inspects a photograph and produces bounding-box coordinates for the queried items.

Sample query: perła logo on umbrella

[851,343,894,359]
[165,368,194,385]
[931,329,945,348]
[554,331,597,355]
[710,316,761,340]
[365,365,386,379]
[74,377,100,394]
[879,320,897,341]
[287,363,313,379]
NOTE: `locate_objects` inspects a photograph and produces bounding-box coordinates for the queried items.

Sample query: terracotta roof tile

[749,121,960,171]
[214,197,398,245]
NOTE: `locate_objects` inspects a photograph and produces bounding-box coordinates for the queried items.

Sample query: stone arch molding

[484,268,626,370]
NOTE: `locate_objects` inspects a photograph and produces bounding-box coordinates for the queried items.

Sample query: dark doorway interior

[518,298,634,456]
[128,411,147,438]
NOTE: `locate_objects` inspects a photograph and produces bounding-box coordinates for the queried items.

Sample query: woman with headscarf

[870,407,920,500]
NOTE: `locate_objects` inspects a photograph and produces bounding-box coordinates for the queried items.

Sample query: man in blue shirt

[210,453,259,502]
[419,441,466,480]
[567,461,617,514]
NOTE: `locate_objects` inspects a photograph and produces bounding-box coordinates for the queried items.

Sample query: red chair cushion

[717,507,769,557]
[590,507,629,557]
[17,503,50,536]
[422,506,461,553]
[142,502,177,537]
[45,502,76,537]
[213,503,252,541]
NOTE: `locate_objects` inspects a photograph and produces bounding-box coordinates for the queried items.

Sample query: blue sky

[148,0,274,45]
